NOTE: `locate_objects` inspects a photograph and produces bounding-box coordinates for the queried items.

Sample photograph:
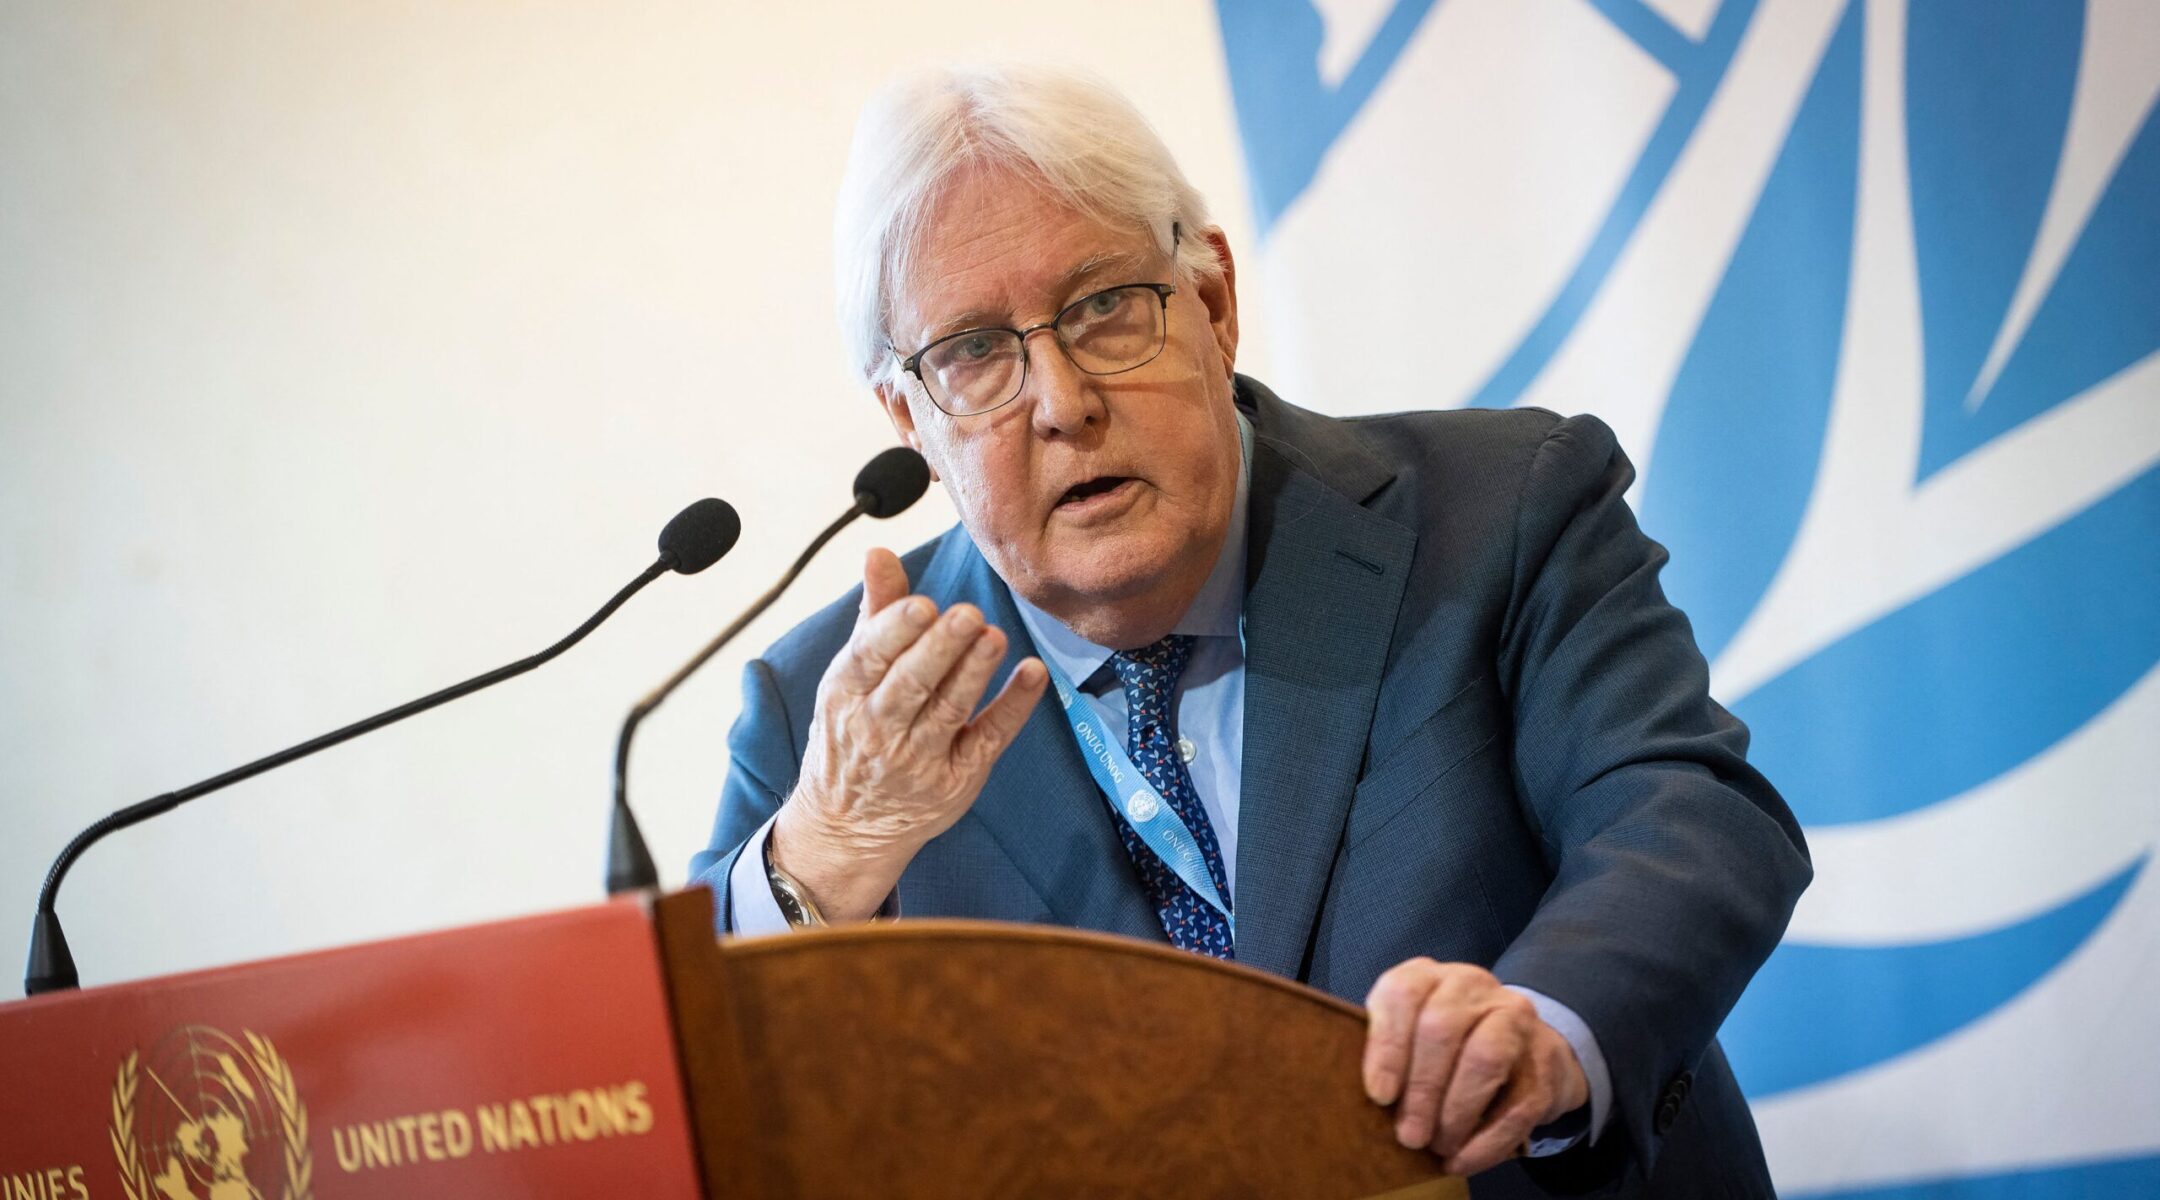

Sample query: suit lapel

[1234,385,1417,979]
[909,378,1416,969]
[919,534,1164,944]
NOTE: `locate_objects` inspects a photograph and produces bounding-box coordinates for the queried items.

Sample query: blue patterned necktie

[1107,634,1235,960]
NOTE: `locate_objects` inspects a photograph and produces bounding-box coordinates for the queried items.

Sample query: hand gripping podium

[0,888,1463,1199]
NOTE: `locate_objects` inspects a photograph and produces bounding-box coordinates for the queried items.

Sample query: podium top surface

[668,891,1461,1200]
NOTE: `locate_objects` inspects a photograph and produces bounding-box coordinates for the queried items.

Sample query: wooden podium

[0,888,1462,1199]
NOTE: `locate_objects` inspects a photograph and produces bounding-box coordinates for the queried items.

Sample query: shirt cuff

[1504,985,1613,1157]
[724,815,904,933]
[724,816,795,936]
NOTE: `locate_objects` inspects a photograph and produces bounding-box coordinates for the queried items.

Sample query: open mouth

[1057,476,1133,508]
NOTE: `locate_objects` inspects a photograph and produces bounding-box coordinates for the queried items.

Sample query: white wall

[0,2,1270,989]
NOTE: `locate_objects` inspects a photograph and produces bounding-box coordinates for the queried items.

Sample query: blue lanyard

[1041,658,1233,924]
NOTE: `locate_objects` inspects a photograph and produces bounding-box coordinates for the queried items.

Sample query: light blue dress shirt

[728,415,1611,1153]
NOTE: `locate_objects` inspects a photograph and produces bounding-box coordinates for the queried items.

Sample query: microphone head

[658,498,741,574]
[854,447,931,519]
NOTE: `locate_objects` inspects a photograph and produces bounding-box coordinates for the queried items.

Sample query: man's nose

[1022,328,1106,436]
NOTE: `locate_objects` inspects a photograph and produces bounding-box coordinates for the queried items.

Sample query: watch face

[767,866,817,927]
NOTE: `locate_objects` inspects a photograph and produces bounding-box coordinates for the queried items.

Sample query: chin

[1020,532,1190,621]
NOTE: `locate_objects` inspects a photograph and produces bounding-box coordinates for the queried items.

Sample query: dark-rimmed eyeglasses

[894,282,1176,417]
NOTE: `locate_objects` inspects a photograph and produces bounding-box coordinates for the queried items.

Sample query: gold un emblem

[110,1025,313,1200]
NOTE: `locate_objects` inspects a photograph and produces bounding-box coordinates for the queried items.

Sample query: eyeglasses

[894,282,1176,417]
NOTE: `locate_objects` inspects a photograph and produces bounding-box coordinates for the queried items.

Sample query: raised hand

[769,548,1047,922]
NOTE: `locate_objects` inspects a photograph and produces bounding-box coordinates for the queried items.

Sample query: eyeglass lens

[918,285,1166,415]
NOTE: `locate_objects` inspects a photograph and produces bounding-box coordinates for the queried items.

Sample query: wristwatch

[764,838,828,928]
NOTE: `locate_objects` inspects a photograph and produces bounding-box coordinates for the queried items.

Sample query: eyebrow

[919,250,1154,343]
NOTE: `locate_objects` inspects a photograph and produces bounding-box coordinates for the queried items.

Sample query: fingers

[1442,1058,1549,1177]
[1362,959,1442,1105]
[1363,961,1553,1166]
[1392,993,1478,1149]
[1432,1010,1525,1158]
[913,622,1009,741]
[953,656,1048,772]
[831,593,937,695]
[859,548,909,621]
[870,603,987,724]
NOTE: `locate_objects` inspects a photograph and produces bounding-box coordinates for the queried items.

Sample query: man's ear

[1195,227,1240,381]
[874,380,940,481]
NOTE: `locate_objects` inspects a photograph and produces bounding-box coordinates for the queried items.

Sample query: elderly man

[690,66,1809,1196]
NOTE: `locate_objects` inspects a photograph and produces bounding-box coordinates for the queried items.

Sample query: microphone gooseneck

[607,447,930,895]
[23,498,740,997]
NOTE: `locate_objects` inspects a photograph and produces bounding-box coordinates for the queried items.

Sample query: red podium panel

[0,898,702,1199]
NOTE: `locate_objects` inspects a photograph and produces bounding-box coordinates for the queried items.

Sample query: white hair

[832,65,1220,388]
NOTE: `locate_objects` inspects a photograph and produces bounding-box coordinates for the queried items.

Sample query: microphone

[658,498,742,573]
[852,445,934,518]
[607,447,931,894]
[23,498,742,996]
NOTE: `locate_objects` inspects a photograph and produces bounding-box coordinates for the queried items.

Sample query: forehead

[893,164,1158,343]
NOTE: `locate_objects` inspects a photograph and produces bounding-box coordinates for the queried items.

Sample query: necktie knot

[1109,634,1197,706]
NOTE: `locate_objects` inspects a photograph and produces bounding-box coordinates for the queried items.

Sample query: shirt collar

[1010,412,1252,684]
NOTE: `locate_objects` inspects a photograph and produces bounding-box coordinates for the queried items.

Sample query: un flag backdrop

[1212,0,2160,1193]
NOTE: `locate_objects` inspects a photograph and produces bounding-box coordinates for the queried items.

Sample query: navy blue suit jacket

[692,377,1810,1197]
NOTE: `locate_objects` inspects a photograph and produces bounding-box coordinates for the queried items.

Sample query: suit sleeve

[1488,413,1811,1189]
[687,657,800,932]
